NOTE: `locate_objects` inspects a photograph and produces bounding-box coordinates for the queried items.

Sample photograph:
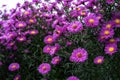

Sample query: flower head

[38,63,51,74]
[8,63,20,71]
[70,48,88,63]
[51,56,61,65]
[83,13,99,27]
[43,45,52,54]
[67,76,79,80]
[44,35,55,44]
[15,22,26,28]
[99,28,114,39]
[28,30,38,35]
[113,18,120,27]
[67,21,83,33]
[13,74,21,80]
[94,56,104,64]
[104,43,117,55]
[16,36,26,42]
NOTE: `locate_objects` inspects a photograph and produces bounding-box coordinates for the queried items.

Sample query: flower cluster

[0,0,120,80]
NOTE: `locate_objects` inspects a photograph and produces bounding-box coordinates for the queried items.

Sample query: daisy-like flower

[94,56,104,64]
[70,6,85,17]
[67,76,79,80]
[49,43,60,56]
[13,74,21,80]
[53,26,63,38]
[38,63,51,74]
[98,35,106,42]
[70,48,88,63]
[8,63,20,71]
[99,28,114,39]
[51,56,61,65]
[15,22,26,28]
[113,18,120,27]
[104,43,117,55]
[67,21,83,33]
[103,21,114,29]
[105,38,118,44]
[83,13,99,27]
[23,11,30,15]
[44,35,55,44]
[28,18,36,24]
[43,45,51,54]
[16,36,26,42]
[28,30,38,35]
[79,10,88,16]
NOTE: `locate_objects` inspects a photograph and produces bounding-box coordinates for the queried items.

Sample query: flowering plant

[0,0,120,80]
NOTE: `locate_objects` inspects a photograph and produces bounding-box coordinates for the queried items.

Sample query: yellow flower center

[97,16,101,19]
[72,24,77,29]
[18,23,24,27]
[55,59,59,62]
[100,36,105,40]
[81,11,86,15]
[47,48,50,51]
[30,31,36,34]
[42,66,47,70]
[104,30,110,35]
[114,19,120,24]
[109,39,115,43]
[108,47,114,52]
[15,77,19,80]
[106,24,111,28]
[76,53,82,58]
[97,59,102,63]
[19,38,24,41]
[55,30,60,34]
[29,19,34,23]
[89,19,94,23]
[12,65,16,69]
[47,38,52,42]
[24,11,29,15]
[76,8,81,11]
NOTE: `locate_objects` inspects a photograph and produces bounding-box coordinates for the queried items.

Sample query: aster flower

[15,21,26,28]
[67,76,79,80]
[28,18,36,24]
[28,30,38,35]
[13,74,21,80]
[98,35,106,42]
[51,56,61,65]
[94,56,104,64]
[99,28,114,39]
[8,63,20,71]
[67,21,83,33]
[16,36,26,42]
[102,21,114,29]
[113,18,120,27]
[83,13,99,27]
[70,6,86,17]
[105,38,119,44]
[104,43,117,55]
[43,45,52,54]
[78,10,88,16]
[38,63,51,74]
[70,48,88,63]
[44,35,55,44]
[49,43,60,56]
[53,26,63,38]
